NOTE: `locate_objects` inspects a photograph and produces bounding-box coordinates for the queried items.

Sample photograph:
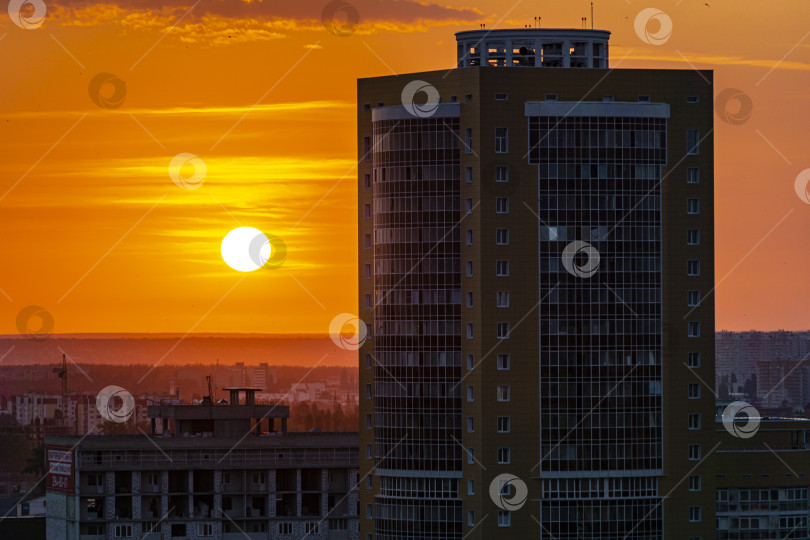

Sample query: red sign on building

[46,445,74,493]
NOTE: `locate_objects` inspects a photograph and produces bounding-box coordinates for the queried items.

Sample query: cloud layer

[42,0,483,43]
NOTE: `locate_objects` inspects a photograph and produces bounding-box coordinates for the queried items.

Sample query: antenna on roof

[581,17,587,29]
[591,2,594,29]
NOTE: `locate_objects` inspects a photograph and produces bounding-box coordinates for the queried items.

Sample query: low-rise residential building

[45,387,359,540]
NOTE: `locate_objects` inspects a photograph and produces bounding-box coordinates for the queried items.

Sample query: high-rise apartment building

[358,28,715,539]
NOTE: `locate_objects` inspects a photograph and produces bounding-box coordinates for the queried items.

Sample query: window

[467,448,474,465]
[687,167,700,183]
[687,260,700,276]
[688,321,701,337]
[497,416,510,433]
[497,322,510,339]
[602,94,614,102]
[362,137,371,161]
[496,197,509,213]
[497,448,510,464]
[689,444,701,460]
[366,413,373,429]
[638,95,651,102]
[545,94,558,101]
[689,506,701,522]
[689,476,701,491]
[496,353,510,370]
[688,352,701,368]
[305,523,319,534]
[223,472,231,484]
[466,323,474,339]
[465,167,473,183]
[465,94,473,102]
[465,128,473,154]
[365,384,372,399]
[687,198,700,214]
[365,294,371,309]
[688,414,701,430]
[198,523,214,536]
[687,129,700,155]
[468,510,475,526]
[450,95,457,103]
[687,96,700,103]
[496,166,509,182]
[466,261,473,276]
[364,203,371,219]
[363,173,370,189]
[366,444,372,458]
[467,417,474,433]
[467,479,475,495]
[364,263,371,279]
[365,354,372,369]
[496,291,510,308]
[495,127,508,153]
[466,291,473,308]
[467,354,474,370]
[497,385,510,401]
[363,103,370,111]
[467,386,474,402]
[496,260,510,276]
[364,234,371,249]
[252,471,265,484]
[688,291,700,307]
[171,524,187,538]
[366,504,373,519]
[366,476,372,489]
[498,510,511,527]
[466,229,473,245]
[688,382,700,399]
[496,229,509,245]
[687,229,700,245]
[115,525,133,538]
[495,92,508,101]
[465,198,473,214]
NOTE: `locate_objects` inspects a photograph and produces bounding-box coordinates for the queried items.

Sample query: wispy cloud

[33,0,484,43]
[1,100,352,119]
[615,47,810,73]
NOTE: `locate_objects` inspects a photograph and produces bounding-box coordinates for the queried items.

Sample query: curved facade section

[371,110,463,539]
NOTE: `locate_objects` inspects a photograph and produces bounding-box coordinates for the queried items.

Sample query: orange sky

[0,0,808,334]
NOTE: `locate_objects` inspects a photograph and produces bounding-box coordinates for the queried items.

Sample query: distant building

[716,330,810,395]
[45,387,359,540]
[9,392,179,439]
[756,358,810,410]
[229,362,278,391]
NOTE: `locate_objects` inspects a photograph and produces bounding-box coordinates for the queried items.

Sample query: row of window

[361,94,702,112]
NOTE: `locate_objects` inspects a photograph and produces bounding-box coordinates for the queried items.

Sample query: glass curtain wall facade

[529,110,667,539]
[371,109,463,539]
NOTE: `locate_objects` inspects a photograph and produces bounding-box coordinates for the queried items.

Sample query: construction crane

[202,375,214,406]
[52,354,68,426]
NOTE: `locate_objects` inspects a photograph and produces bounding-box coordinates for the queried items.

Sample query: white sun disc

[221,227,271,272]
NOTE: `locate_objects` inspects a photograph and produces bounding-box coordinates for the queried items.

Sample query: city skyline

[1,1,809,335]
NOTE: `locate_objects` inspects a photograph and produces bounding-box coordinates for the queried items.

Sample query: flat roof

[147,404,289,420]
[46,431,358,451]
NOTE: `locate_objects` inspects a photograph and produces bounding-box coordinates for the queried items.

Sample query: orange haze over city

[0,0,809,335]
